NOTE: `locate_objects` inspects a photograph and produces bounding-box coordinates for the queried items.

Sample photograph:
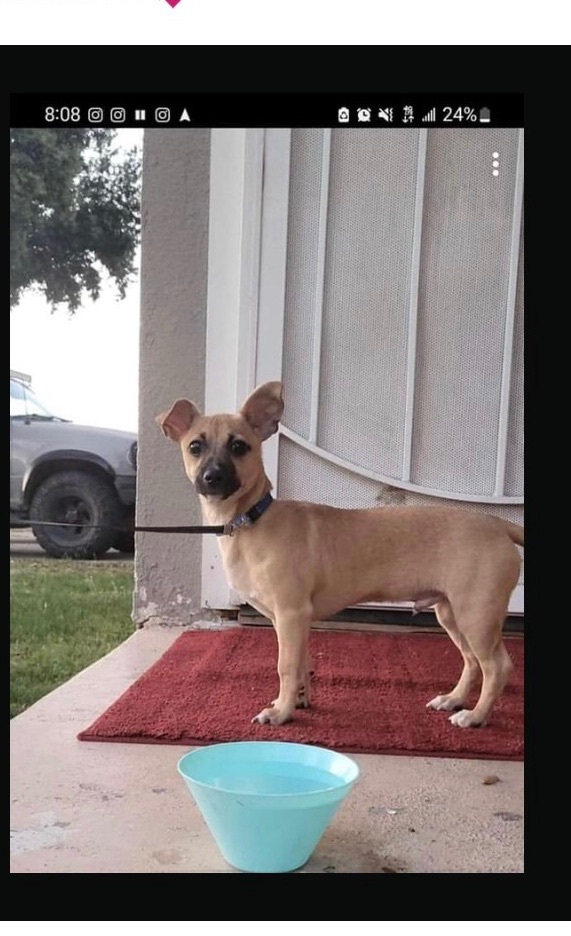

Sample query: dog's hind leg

[426,599,481,713]
[252,611,311,726]
[449,617,513,728]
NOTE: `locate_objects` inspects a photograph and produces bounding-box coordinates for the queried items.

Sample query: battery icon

[479,107,491,124]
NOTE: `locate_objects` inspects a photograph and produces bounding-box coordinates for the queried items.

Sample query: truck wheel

[29,470,122,559]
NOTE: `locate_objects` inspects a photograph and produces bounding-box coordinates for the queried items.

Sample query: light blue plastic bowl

[177,740,359,873]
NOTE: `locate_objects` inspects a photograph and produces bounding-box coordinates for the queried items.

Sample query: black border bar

[10,93,524,129]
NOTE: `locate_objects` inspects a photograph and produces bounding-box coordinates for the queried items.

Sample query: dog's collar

[219,491,274,537]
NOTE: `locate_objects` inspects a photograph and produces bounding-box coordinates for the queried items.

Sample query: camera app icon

[155,107,171,123]
[88,107,104,123]
[110,107,126,123]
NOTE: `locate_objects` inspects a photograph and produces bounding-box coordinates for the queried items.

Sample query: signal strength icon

[422,108,436,123]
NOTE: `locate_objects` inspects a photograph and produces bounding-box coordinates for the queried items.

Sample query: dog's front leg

[296,646,312,709]
[252,612,311,726]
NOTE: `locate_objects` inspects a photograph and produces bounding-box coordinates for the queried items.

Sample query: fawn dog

[157,381,523,729]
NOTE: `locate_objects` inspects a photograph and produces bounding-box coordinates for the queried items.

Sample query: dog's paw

[426,694,464,712]
[448,709,485,728]
[251,709,273,725]
[251,706,292,726]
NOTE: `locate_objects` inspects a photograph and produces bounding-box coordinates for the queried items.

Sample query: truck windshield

[10,378,61,420]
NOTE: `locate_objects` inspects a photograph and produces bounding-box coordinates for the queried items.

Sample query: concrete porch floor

[10,624,524,873]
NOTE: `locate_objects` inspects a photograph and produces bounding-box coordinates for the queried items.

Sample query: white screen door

[204,128,524,614]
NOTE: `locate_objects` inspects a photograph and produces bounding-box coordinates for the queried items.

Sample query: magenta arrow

[164,0,183,6]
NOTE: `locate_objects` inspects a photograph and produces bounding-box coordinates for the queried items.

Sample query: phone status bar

[9,94,524,129]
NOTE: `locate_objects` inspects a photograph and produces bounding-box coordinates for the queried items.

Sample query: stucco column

[134,129,211,625]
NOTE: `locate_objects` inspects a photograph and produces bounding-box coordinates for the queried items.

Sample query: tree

[10,128,141,313]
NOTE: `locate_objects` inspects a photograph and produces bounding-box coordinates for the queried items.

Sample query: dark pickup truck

[10,370,137,558]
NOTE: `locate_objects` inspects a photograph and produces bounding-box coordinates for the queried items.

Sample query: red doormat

[78,628,524,760]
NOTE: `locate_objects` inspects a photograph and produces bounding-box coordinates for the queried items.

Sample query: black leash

[22,492,274,539]
[26,520,225,534]
[137,524,225,534]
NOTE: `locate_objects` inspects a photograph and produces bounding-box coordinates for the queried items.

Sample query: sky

[10,130,143,435]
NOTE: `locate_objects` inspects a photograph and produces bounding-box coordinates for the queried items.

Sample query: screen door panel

[280,127,523,505]
[505,210,524,498]
[411,129,521,497]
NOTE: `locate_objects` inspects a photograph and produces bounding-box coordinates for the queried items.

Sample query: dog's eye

[188,440,203,457]
[230,439,249,456]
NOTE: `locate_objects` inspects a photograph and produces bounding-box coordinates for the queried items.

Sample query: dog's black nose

[197,459,240,499]
[202,466,224,487]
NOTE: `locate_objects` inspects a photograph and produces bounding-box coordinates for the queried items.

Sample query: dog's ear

[240,381,284,441]
[155,399,200,442]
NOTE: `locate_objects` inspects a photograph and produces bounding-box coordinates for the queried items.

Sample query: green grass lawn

[10,557,135,718]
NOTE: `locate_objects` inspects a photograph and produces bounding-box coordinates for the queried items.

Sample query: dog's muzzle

[196,459,240,499]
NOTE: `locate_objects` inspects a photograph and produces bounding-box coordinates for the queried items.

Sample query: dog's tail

[504,520,524,547]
